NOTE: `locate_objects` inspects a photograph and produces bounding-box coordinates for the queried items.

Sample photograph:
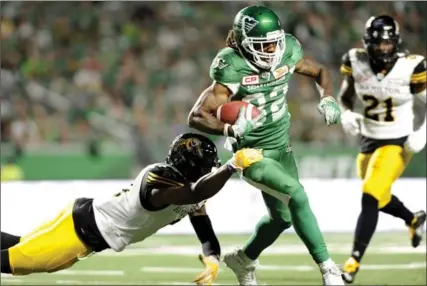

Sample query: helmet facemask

[364,36,399,65]
[363,15,401,65]
[241,28,286,70]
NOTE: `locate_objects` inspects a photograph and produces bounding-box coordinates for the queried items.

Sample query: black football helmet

[166,133,221,182]
[363,15,402,65]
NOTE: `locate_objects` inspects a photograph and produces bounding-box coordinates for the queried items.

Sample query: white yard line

[360,262,426,270]
[141,266,207,273]
[141,262,426,274]
[0,278,25,284]
[3,279,218,286]
[50,269,124,276]
[55,280,142,285]
[98,244,426,257]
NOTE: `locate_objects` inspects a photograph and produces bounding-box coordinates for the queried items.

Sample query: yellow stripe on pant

[356,145,412,209]
[9,200,92,275]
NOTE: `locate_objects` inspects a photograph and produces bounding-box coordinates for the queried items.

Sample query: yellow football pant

[357,145,412,208]
[9,200,92,275]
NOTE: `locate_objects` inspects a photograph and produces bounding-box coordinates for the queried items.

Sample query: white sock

[318,258,335,272]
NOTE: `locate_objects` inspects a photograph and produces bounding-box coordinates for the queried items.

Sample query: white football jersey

[92,164,204,252]
[348,49,424,139]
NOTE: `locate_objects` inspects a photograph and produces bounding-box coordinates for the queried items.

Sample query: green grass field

[1,232,425,285]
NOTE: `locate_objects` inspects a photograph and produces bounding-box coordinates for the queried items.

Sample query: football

[216,101,261,125]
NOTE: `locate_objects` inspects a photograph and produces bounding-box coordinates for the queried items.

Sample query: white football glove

[317,96,342,126]
[340,110,364,136]
[404,130,426,153]
[224,107,265,139]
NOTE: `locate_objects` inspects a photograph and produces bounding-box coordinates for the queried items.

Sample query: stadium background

[1,2,426,285]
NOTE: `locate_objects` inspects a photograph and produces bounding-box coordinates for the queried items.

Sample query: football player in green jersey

[188,5,344,286]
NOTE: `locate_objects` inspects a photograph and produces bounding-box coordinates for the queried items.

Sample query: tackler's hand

[228,148,263,171]
[193,254,220,286]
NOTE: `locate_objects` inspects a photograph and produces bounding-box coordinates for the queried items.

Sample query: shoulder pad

[284,34,304,65]
[341,52,351,66]
[209,48,243,84]
[409,56,426,84]
[352,48,369,63]
[403,54,425,62]
[145,164,187,189]
[340,51,352,76]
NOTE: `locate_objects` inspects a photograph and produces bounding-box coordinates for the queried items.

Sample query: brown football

[216,101,261,125]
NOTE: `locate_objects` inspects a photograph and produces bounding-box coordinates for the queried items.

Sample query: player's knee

[8,245,37,275]
[378,192,392,209]
[9,245,78,275]
[268,213,292,229]
[289,186,309,208]
[362,177,392,203]
[274,218,292,230]
[361,193,379,211]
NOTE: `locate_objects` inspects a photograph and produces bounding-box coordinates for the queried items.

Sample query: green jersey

[210,34,303,150]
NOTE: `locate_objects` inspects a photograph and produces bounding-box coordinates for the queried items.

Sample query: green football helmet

[233,5,285,70]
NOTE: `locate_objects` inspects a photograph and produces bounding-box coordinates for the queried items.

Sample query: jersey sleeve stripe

[147,172,185,187]
[411,71,426,84]
[147,174,180,187]
[340,64,352,75]
[146,176,180,188]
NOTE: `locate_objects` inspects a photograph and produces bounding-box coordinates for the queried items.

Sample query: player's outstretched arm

[188,82,232,136]
[148,149,263,207]
[294,57,341,125]
[190,205,221,286]
[148,162,236,207]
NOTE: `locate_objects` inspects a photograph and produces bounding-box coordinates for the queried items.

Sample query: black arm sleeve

[190,215,221,259]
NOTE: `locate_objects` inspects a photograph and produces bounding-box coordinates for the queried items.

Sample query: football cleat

[319,259,345,285]
[223,249,258,285]
[408,210,426,248]
[341,256,360,284]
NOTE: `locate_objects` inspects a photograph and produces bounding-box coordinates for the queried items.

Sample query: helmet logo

[241,16,259,35]
[179,138,203,158]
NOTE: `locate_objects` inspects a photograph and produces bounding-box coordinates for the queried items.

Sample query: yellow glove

[193,254,219,286]
[229,148,263,170]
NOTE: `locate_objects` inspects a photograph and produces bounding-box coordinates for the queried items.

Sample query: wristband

[321,95,336,103]
[225,162,237,174]
[223,123,231,136]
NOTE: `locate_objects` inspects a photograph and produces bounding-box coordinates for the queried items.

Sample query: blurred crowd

[1,1,426,165]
